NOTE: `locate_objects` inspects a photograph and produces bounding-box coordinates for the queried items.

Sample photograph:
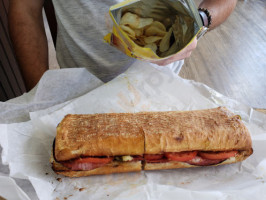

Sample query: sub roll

[50,107,253,177]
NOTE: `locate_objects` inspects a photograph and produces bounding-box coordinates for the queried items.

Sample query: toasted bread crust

[55,113,145,161]
[144,107,252,154]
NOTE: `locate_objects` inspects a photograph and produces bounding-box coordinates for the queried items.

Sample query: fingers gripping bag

[104,0,207,62]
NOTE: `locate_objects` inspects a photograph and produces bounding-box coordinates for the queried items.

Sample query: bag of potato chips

[104,0,207,62]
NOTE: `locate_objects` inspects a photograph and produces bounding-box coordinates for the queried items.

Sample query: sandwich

[50,107,253,177]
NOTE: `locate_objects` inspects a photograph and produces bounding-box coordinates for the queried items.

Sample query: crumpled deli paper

[0,68,103,123]
[1,61,266,200]
[0,174,31,200]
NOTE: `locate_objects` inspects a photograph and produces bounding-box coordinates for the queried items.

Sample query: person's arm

[9,0,48,91]
[153,0,237,66]
[199,0,237,30]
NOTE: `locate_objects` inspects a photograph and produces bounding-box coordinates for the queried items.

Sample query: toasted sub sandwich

[50,107,253,177]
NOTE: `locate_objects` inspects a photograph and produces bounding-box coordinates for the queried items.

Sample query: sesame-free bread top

[55,113,145,161]
[54,107,252,161]
[144,107,252,154]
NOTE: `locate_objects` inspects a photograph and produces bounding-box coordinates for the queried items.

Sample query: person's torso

[52,0,134,82]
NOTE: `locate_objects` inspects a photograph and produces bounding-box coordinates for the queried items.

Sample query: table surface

[180,0,266,109]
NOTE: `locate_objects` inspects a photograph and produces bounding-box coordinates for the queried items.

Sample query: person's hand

[151,38,197,66]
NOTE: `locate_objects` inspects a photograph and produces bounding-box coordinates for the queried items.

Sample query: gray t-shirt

[52,0,183,82]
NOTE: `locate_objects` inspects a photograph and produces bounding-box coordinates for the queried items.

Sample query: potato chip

[145,26,166,37]
[150,21,166,31]
[160,41,179,57]
[163,18,172,29]
[144,43,157,53]
[144,36,163,44]
[159,17,181,57]
[120,12,136,25]
[137,17,154,29]
[119,12,176,56]
[120,12,153,29]
[133,28,144,37]
[120,25,136,39]
[159,27,173,52]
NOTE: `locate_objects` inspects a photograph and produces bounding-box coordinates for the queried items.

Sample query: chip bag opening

[104,0,206,62]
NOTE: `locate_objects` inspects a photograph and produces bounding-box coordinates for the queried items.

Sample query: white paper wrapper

[0,174,30,200]
[0,68,103,123]
[1,61,266,200]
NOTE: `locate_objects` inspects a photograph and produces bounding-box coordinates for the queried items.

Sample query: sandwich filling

[59,150,238,171]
